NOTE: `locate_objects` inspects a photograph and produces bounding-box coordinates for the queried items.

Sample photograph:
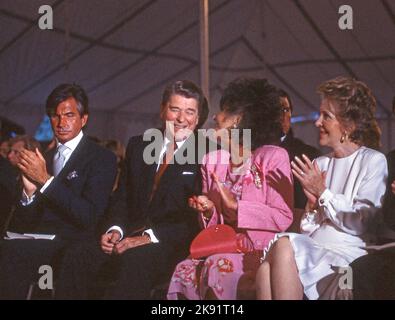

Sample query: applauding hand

[21,174,38,198]
[17,148,51,186]
[291,154,326,202]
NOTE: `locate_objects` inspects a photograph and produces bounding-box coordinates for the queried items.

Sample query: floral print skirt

[167,251,261,300]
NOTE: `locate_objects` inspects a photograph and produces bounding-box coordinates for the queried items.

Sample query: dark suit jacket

[281,129,321,209]
[0,157,19,233]
[383,150,395,230]
[9,136,117,240]
[107,132,215,252]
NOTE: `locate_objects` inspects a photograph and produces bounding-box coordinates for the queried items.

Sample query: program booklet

[4,231,56,240]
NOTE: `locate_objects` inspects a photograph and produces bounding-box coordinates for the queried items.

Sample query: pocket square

[182,171,194,175]
[66,170,78,180]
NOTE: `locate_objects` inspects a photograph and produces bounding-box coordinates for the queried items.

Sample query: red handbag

[189,224,253,259]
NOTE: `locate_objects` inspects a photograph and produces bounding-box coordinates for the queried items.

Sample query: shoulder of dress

[202,149,230,165]
[253,145,289,163]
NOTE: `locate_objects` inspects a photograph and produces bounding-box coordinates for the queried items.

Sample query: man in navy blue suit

[349,100,395,299]
[0,155,18,233]
[56,80,214,299]
[0,84,117,299]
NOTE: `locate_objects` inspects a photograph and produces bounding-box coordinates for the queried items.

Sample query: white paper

[366,241,395,251]
[4,231,56,240]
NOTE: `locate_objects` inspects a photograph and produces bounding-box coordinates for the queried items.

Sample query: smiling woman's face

[315,98,344,149]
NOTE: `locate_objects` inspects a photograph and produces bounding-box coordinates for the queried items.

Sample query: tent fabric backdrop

[0,0,394,151]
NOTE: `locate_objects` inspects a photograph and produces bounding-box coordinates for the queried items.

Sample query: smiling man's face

[160,94,199,141]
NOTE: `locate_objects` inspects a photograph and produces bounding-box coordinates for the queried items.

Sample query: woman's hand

[211,172,238,224]
[188,195,215,219]
[291,154,326,199]
[188,195,214,212]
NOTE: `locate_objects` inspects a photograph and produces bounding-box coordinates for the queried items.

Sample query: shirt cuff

[106,226,124,240]
[318,188,333,207]
[143,228,159,243]
[40,176,55,193]
[20,189,36,206]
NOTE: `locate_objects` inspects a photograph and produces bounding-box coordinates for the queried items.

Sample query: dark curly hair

[46,83,89,117]
[220,78,282,150]
[8,135,42,152]
[317,76,381,149]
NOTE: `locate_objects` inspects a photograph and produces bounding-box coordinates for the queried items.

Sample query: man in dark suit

[0,84,117,299]
[349,100,395,299]
[278,89,321,210]
[56,80,212,299]
[0,155,18,234]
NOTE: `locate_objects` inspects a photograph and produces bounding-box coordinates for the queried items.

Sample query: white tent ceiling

[0,0,394,151]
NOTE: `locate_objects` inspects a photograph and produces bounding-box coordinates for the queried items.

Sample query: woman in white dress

[256,76,388,300]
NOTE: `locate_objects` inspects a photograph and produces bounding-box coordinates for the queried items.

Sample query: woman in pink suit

[167,78,294,300]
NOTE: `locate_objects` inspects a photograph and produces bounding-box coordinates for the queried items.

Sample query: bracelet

[202,208,213,221]
[305,209,318,221]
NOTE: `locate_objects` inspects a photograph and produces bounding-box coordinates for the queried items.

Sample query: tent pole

[64,0,71,76]
[200,0,210,103]
[388,117,393,153]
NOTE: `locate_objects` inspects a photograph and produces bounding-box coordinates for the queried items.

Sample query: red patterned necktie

[149,141,177,202]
